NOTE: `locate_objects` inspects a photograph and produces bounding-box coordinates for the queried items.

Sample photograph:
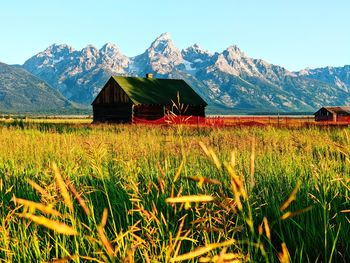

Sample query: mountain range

[1,33,350,114]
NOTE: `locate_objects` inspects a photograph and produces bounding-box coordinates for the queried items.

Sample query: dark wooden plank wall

[93,104,132,123]
[315,108,334,122]
[133,105,165,121]
[93,79,131,105]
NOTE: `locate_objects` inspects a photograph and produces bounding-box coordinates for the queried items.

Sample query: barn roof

[314,106,350,115]
[109,76,207,106]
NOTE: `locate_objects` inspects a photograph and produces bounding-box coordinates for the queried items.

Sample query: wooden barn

[314,106,350,122]
[91,74,207,123]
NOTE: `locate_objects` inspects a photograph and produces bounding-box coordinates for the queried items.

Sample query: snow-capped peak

[101,42,119,51]
[148,32,177,54]
[224,45,246,60]
[98,43,129,73]
[82,44,98,52]
[182,43,212,56]
[298,68,311,76]
[131,32,183,74]
[181,44,213,69]
[81,45,99,58]
[46,43,74,52]
[38,44,75,58]
[155,32,172,41]
[100,43,123,57]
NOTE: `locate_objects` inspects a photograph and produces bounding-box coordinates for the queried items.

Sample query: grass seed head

[21,213,77,235]
[171,240,235,262]
[13,197,61,217]
[166,195,214,204]
[280,181,302,211]
[278,243,290,263]
[52,163,74,212]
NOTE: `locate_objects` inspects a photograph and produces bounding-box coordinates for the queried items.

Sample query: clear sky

[0,0,349,71]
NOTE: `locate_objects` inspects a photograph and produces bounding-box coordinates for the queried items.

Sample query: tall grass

[0,121,349,262]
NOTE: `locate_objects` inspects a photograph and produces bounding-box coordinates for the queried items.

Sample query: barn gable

[92,78,133,123]
[92,78,131,105]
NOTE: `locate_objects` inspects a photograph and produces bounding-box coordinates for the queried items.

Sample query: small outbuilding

[91,74,207,123]
[314,106,350,122]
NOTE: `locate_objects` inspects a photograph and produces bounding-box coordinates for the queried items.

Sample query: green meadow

[0,121,349,262]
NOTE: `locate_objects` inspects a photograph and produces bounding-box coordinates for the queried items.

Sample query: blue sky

[1,0,349,70]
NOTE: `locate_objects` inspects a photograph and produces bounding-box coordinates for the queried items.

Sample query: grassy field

[0,120,349,262]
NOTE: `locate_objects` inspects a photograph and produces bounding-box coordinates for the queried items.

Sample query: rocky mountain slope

[22,33,350,113]
[0,62,77,113]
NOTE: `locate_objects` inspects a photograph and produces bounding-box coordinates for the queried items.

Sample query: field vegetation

[0,120,349,262]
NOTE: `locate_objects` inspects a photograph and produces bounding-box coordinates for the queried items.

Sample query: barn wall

[133,105,165,121]
[336,116,350,122]
[93,79,131,105]
[93,104,132,123]
[315,108,334,122]
[315,115,333,122]
[186,106,205,117]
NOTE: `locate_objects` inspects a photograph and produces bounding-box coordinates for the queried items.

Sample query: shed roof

[314,106,350,115]
[108,76,207,106]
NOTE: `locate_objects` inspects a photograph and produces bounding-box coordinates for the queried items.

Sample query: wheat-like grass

[170,240,236,262]
[1,121,349,262]
[12,197,61,217]
[20,213,77,235]
[52,163,74,212]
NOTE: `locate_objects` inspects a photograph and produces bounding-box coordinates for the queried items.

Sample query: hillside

[0,62,79,113]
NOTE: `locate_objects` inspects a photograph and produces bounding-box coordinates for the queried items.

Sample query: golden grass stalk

[199,252,243,262]
[209,148,222,170]
[231,182,243,211]
[129,198,142,202]
[185,176,221,188]
[65,178,91,216]
[21,213,77,235]
[174,160,184,182]
[250,137,256,187]
[157,162,166,177]
[48,255,78,263]
[124,249,134,263]
[231,150,236,168]
[199,141,210,157]
[52,163,74,212]
[280,206,312,220]
[340,209,350,213]
[263,217,271,240]
[27,179,49,198]
[166,195,214,203]
[280,181,302,211]
[278,243,290,263]
[170,214,188,259]
[143,250,151,263]
[199,142,222,169]
[224,162,247,200]
[97,208,114,257]
[171,240,235,262]
[79,256,105,263]
[12,197,61,217]
[5,185,14,195]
